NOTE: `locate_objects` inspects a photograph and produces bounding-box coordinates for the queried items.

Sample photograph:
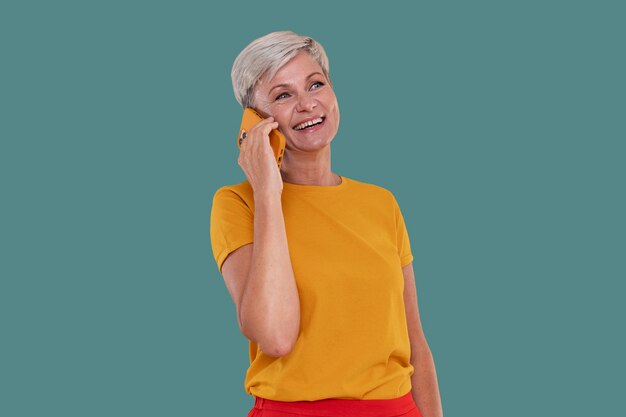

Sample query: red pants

[247,390,423,417]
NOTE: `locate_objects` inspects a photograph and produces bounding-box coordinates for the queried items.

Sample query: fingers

[238,116,280,171]
[252,116,279,134]
[240,117,279,151]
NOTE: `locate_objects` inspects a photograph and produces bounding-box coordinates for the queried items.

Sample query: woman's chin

[288,125,337,150]
[287,134,335,151]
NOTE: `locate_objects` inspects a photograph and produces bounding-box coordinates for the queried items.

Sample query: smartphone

[238,107,286,169]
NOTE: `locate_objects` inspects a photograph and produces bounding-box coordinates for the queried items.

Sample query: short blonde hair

[231,31,332,108]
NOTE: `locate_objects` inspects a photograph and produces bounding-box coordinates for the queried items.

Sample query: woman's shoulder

[214,178,252,193]
[212,179,254,206]
[344,176,396,200]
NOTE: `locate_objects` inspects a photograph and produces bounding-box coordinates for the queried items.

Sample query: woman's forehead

[263,53,322,89]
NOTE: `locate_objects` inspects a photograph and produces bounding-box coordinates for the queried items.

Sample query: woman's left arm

[402,262,444,417]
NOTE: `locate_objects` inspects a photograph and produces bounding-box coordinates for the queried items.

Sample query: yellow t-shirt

[210,175,415,401]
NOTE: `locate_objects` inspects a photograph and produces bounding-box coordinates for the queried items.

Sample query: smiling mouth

[293,117,326,131]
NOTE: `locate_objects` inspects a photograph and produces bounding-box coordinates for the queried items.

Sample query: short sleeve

[392,195,414,267]
[210,187,254,274]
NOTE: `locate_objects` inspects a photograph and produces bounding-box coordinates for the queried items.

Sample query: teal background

[1,0,624,416]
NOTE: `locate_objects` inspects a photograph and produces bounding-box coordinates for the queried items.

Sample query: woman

[210,31,443,417]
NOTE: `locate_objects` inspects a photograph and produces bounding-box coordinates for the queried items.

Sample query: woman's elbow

[240,314,300,357]
[239,324,295,357]
[260,325,299,357]
[260,338,296,358]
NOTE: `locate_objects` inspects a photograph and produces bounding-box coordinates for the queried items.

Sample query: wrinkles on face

[250,52,340,152]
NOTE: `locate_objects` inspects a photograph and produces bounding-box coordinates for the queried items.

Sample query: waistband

[253,390,416,417]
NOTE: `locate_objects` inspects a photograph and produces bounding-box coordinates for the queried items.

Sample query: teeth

[294,117,323,130]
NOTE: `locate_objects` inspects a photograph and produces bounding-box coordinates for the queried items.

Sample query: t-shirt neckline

[282,175,349,192]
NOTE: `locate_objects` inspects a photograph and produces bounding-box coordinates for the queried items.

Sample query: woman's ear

[254,106,271,119]
[251,99,273,119]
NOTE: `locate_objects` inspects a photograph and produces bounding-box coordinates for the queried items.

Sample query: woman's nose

[296,94,317,112]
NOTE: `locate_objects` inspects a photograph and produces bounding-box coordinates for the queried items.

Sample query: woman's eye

[275,82,324,101]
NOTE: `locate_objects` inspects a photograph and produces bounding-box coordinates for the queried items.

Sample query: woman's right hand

[237,116,283,198]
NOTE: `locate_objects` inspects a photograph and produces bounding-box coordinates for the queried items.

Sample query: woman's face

[253,51,340,153]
